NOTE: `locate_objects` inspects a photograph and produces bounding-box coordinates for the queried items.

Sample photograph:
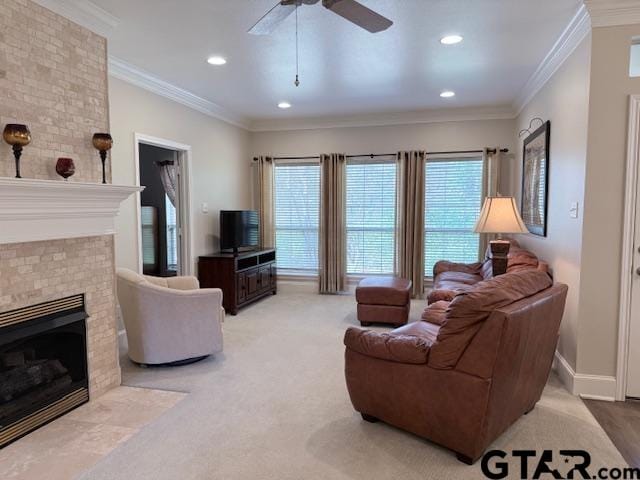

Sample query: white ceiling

[89,0,582,126]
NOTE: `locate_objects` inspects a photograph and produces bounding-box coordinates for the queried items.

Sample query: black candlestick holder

[3,124,31,179]
[92,133,113,184]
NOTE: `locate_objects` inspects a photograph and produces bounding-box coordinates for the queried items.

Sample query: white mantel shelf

[0,177,143,245]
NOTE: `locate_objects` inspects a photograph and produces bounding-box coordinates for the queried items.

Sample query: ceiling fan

[249,0,393,35]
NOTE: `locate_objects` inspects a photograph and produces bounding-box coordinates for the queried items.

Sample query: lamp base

[489,240,511,276]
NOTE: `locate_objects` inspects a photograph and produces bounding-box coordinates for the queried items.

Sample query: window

[424,157,484,276]
[630,39,640,77]
[274,163,321,273]
[141,206,157,270]
[346,161,397,275]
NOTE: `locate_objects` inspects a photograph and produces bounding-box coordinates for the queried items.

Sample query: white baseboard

[553,351,617,401]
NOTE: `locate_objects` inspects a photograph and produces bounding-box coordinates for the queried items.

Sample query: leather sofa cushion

[393,321,440,344]
[427,288,460,304]
[429,270,553,369]
[344,327,431,364]
[437,271,484,286]
[433,260,482,278]
[506,247,540,274]
[356,277,412,306]
[421,300,449,325]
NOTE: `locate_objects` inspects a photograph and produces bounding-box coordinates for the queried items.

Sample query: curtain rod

[256,148,509,162]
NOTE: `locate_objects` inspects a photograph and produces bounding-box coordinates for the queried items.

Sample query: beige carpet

[79,282,626,480]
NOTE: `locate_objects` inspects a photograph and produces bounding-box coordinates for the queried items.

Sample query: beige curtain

[319,153,347,294]
[479,148,503,257]
[158,160,178,207]
[255,156,275,248]
[395,151,426,298]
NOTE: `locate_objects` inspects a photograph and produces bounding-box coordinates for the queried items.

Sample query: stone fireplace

[0,0,141,444]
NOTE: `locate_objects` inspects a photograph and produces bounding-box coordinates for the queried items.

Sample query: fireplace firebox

[0,294,89,448]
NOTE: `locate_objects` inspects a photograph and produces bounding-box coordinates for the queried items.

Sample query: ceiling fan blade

[248,1,297,35]
[322,0,393,33]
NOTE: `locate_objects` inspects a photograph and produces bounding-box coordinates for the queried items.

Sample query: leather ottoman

[355,277,412,327]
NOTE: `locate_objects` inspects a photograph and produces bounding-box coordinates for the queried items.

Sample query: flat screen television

[220,210,260,254]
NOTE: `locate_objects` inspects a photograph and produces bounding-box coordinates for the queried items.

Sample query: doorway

[135,134,193,277]
[618,95,640,400]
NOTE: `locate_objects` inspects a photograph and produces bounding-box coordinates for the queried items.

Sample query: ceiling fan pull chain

[295,4,300,87]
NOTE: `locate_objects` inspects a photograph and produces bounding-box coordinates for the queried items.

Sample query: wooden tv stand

[198,248,277,315]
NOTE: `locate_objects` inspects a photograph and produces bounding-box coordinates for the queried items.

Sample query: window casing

[424,157,484,277]
[274,163,321,274]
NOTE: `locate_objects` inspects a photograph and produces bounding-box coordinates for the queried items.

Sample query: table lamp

[474,197,529,276]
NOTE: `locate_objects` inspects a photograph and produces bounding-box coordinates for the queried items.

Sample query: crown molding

[513,5,591,116]
[584,0,640,27]
[108,57,251,130]
[249,106,516,132]
[31,0,120,37]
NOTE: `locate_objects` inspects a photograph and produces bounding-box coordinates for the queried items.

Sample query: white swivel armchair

[116,268,224,366]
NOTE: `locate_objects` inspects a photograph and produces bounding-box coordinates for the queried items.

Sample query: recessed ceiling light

[440,35,463,45]
[278,102,292,109]
[207,56,227,66]
[440,91,456,98]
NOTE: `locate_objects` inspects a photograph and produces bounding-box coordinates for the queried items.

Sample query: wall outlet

[201,202,209,214]
[569,202,579,219]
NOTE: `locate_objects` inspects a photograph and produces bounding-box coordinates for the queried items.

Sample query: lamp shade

[474,197,529,234]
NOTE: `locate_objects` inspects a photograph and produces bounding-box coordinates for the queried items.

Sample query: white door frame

[134,133,195,276]
[616,95,640,400]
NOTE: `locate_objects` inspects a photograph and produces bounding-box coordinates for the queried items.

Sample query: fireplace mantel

[0,177,143,244]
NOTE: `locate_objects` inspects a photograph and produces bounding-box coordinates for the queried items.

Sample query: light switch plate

[201,202,209,214]
[569,202,579,219]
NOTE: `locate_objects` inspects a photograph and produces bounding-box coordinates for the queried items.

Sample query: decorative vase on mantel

[55,157,75,180]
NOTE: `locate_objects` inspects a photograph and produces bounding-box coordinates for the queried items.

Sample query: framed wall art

[521,120,550,237]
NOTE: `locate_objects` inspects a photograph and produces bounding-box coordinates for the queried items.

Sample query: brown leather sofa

[344,270,568,464]
[428,239,548,305]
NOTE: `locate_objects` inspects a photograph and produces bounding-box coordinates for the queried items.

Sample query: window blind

[346,161,397,275]
[141,206,157,268]
[424,158,484,276]
[274,163,321,272]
